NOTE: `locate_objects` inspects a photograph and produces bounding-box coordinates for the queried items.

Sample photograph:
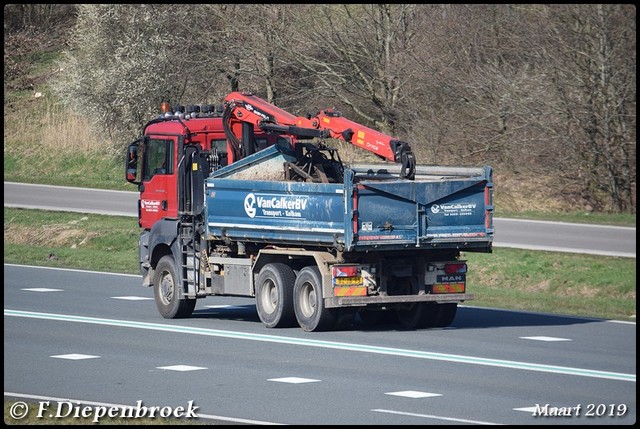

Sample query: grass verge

[464,249,635,321]
[3,208,139,274]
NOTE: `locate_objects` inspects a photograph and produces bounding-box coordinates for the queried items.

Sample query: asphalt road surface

[4,264,636,425]
[4,181,636,258]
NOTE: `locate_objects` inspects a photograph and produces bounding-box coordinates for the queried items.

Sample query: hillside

[3,5,636,224]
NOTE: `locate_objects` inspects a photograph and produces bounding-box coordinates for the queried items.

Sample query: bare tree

[52,4,225,153]
[537,4,636,212]
[52,3,311,153]
[4,4,75,90]
[280,4,425,136]
[202,4,305,104]
[397,4,635,213]
[408,5,556,167]
[4,4,74,32]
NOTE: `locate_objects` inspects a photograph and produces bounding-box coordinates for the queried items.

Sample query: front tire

[293,266,336,332]
[154,255,196,319]
[255,263,296,328]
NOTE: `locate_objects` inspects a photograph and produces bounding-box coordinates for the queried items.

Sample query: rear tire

[255,263,296,328]
[293,266,336,332]
[358,307,397,326]
[396,302,437,329]
[433,303,458,328]
[154,255,196,319]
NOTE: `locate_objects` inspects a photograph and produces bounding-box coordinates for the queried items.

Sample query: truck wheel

[154,255,196,319]
[255,263,296,328]
[396,302,436,330]
[293,266,336,332]
[433,303,458,327]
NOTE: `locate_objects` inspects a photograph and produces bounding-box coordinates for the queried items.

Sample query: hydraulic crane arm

[222,91,416,179]
[305,109,416,180]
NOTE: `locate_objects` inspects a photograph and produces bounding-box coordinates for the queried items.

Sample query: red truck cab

[126,104,290,230]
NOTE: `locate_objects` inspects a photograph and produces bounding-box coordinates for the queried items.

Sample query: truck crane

[125,90,493,331]
[221,91,416,180]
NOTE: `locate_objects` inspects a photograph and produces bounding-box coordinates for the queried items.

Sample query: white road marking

[385,391,442,398]
[21,288,63,292]
[204,305,246,309]
[111,296,154,300]
[156,365,208,372]
[51,354,100,360]
[268,377,320,384]
[519,336,571,342]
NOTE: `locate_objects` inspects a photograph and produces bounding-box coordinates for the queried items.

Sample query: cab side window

[144,139,173,181]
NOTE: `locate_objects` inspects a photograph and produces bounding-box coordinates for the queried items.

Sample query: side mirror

[125,143,141,184]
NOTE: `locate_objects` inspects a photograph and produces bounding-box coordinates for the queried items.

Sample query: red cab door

[139,136,178,229]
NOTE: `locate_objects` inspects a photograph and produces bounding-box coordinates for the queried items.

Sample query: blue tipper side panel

[206,179,346,247]
[206,145,346,247]
[205,145,493,252]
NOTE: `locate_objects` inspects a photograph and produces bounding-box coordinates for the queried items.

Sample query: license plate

[334,277,362,286]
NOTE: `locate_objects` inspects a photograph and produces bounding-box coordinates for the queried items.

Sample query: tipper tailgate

[345,164,493,252]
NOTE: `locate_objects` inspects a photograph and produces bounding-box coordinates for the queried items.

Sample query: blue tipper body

[205,145,493,252]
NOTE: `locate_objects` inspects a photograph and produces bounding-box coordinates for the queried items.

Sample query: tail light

[333,265,359,278]
[444,263,467,274]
